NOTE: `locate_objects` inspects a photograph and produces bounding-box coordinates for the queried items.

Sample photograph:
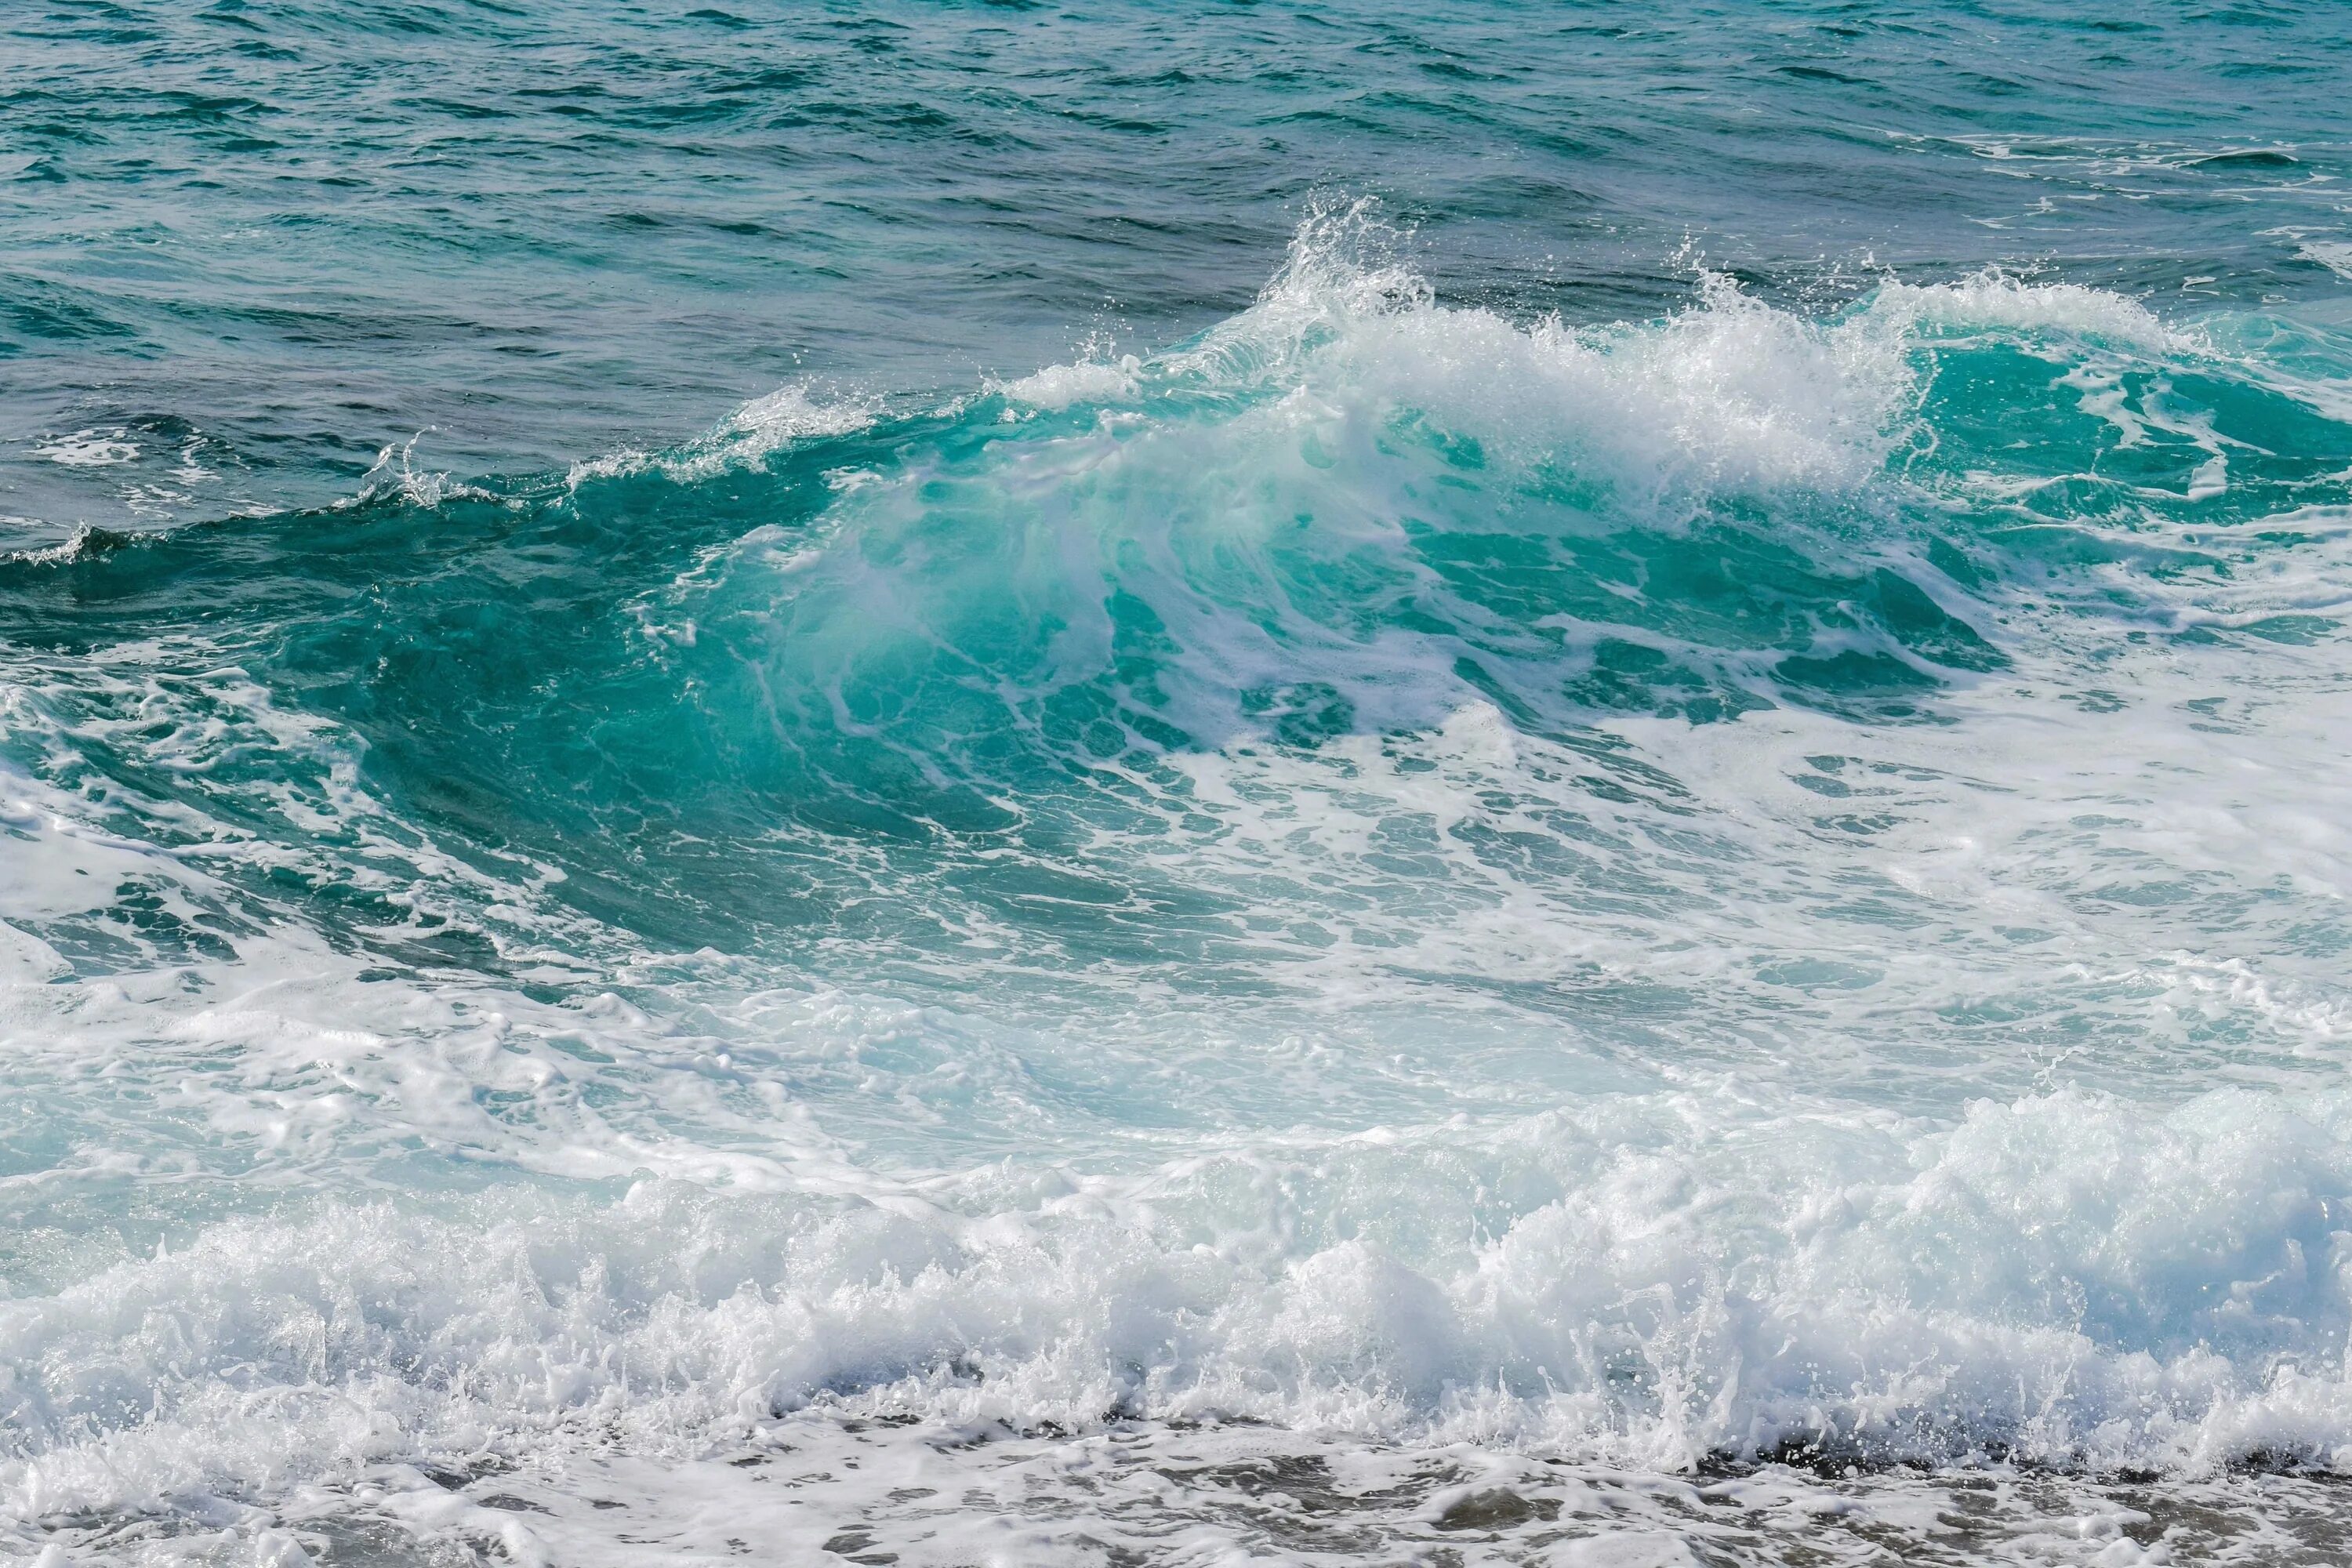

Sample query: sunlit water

[9,3,2352,1564]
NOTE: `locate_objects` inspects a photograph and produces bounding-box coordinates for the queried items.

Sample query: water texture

[7,2,2352,1563]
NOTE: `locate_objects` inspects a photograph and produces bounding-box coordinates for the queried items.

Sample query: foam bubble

[30,430,139,468]
[1867,269,2193,354]
[2299,239,2352,281]
[991,354,1142,411]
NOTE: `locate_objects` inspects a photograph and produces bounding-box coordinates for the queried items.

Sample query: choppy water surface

[9,2,2352,1564]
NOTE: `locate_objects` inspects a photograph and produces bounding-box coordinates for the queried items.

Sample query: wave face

[11,3,2352,1565]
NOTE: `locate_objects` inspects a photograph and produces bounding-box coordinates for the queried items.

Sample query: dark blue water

[9,0,2348,530]
[9,4,2352,1564]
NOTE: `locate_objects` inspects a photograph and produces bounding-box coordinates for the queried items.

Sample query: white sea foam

[2299,239,2352,281]
[991,354,1142,411]
[30,429,139,468]
[566,383,878,488]
[28,1409,2345,1566]
[1866,270,2193,354]
[8,1053,2352,1530]
[8,217,2352,1563]
[1152,205,1913,499]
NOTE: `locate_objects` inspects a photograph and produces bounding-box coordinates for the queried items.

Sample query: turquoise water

[9,3,2352,1563]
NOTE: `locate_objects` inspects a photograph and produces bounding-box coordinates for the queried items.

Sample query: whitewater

[10,2,2352,1563]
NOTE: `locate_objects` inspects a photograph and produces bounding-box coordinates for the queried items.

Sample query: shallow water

[9,2,2352,1564]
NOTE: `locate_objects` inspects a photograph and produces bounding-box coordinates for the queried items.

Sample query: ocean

[7,2,2352,1563]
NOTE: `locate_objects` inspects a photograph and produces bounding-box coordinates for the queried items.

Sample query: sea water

[8,2,2352,1563]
